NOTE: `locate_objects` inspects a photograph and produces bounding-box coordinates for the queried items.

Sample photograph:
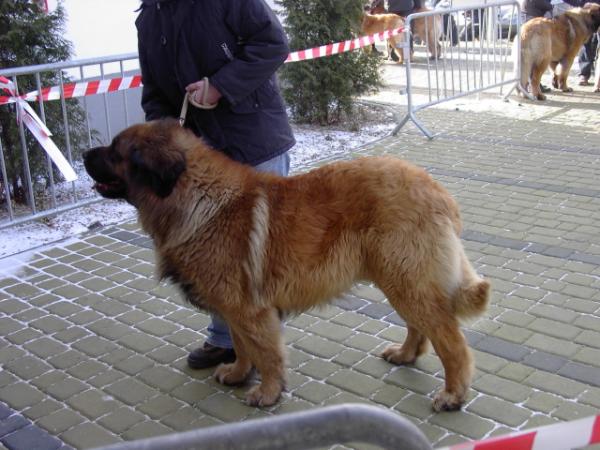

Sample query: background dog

[412,8,444,60]
[518,3,600,100]
[361,12,407,62]
[84,119,490,411]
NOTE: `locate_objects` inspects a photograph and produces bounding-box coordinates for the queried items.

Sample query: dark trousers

[578,32,599,80]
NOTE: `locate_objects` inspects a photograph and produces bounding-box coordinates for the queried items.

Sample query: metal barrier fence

[0,53,142,230]
[0,2,521,228]
[93,403,433,450]
[393,0,521,138]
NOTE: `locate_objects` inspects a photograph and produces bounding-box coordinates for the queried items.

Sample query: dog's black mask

[83,120,186,202]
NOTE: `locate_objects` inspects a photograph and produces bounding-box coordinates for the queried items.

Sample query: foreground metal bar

[93,404,432,450]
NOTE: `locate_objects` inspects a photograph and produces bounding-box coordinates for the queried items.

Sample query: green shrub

[277,0,382,125]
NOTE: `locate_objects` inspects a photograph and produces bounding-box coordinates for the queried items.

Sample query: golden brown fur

[361,13,407,61]
[83,119,490,411]
[411,7,443,60]
[518,3,600,100]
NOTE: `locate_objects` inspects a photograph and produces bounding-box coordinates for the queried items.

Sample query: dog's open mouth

[93,180,126,199]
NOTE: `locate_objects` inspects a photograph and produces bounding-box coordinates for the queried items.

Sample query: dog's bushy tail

[513,36,530,92]
[453,276,490,320]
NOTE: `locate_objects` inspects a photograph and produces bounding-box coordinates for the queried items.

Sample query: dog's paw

[214,363,251,386]
[381,344,416,365]
[245,383,282,407]
[561,87,573,92]
[536,93,547,101]
[432,389,464,412]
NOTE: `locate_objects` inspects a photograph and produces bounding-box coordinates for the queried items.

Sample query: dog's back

[361,12,404,35]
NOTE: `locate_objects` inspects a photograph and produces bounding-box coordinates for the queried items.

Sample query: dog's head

[583,3,600,31]
[83,119,187,204]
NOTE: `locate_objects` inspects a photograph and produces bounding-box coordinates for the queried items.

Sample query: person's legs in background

[187,152,291,369]
[578,33,598,85]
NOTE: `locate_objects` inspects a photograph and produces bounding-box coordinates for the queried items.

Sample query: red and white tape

[440,414,600,450]
[0,76,77,182]
[0,27,403,105]
[0,75,142,106]
[285,27,404,62]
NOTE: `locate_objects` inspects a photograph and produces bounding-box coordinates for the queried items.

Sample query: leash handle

[178,76,218,127]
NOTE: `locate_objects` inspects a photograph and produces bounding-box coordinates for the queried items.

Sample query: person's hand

[186,79,222,106]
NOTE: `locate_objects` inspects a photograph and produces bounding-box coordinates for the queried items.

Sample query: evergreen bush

[0,0,89,207]
[277,0,382,125]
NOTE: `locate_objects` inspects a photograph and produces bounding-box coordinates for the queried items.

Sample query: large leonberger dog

[83,119,490,411]
[518,3,600,100]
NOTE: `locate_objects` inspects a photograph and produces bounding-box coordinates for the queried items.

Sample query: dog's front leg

[214,328,253,385]
[231,307,286,407]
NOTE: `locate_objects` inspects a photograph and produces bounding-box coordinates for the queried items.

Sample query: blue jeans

[206,152,290,348]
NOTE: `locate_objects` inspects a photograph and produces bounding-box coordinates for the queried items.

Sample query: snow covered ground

[0,110,396,259]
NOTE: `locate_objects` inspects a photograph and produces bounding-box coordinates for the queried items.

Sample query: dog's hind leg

[550,61,559,89]
[531,59,550,100]
[556,54,577,92]
[428,317,473,411]
[382,325,429,364]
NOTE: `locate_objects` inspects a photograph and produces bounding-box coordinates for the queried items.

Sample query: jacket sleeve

[208,0,289,106]
[138,23,177,121]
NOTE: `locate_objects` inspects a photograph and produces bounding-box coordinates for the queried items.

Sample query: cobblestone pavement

[1,58,600,449]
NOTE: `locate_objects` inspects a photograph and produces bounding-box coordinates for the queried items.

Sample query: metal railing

[393,0,521,138]
[92,403,433,450]
[0,53,142,230]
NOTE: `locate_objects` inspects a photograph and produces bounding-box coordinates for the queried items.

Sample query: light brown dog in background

[84,119,490,412]
[361,12,407,62]
[412,7,443,60]
[518,3,600,100]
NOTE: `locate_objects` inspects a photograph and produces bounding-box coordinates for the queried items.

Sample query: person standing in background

[136,0,295,369]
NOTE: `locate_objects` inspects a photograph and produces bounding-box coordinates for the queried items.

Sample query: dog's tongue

[94,182,109,192]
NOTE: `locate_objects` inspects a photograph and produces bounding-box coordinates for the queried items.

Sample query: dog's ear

[130,144,186,198]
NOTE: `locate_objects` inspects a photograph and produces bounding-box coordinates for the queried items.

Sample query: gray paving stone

[467,396,531,427]
[326,369,384,397]
[525,371,587,398]
[384,367,442,396]
[61,422,120,448]
[430,410,495,439]
[2,424,62,450]
[558,362,600,387]
[522,351,568,373]
[0,414,29,436]
[98,407,146,434]
[474,336,531,362]
[472,374,532,403]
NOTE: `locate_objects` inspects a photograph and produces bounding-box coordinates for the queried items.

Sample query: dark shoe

[540,84,551,93]
[578,76,590,86]
[187,342,236,369]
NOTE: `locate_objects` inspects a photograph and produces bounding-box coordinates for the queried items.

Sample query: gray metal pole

[92,404,432,450]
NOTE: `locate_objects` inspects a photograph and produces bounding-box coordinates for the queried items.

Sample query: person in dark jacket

[388,0,416,16]
[136,0,295,369]
[520,0,553,21]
